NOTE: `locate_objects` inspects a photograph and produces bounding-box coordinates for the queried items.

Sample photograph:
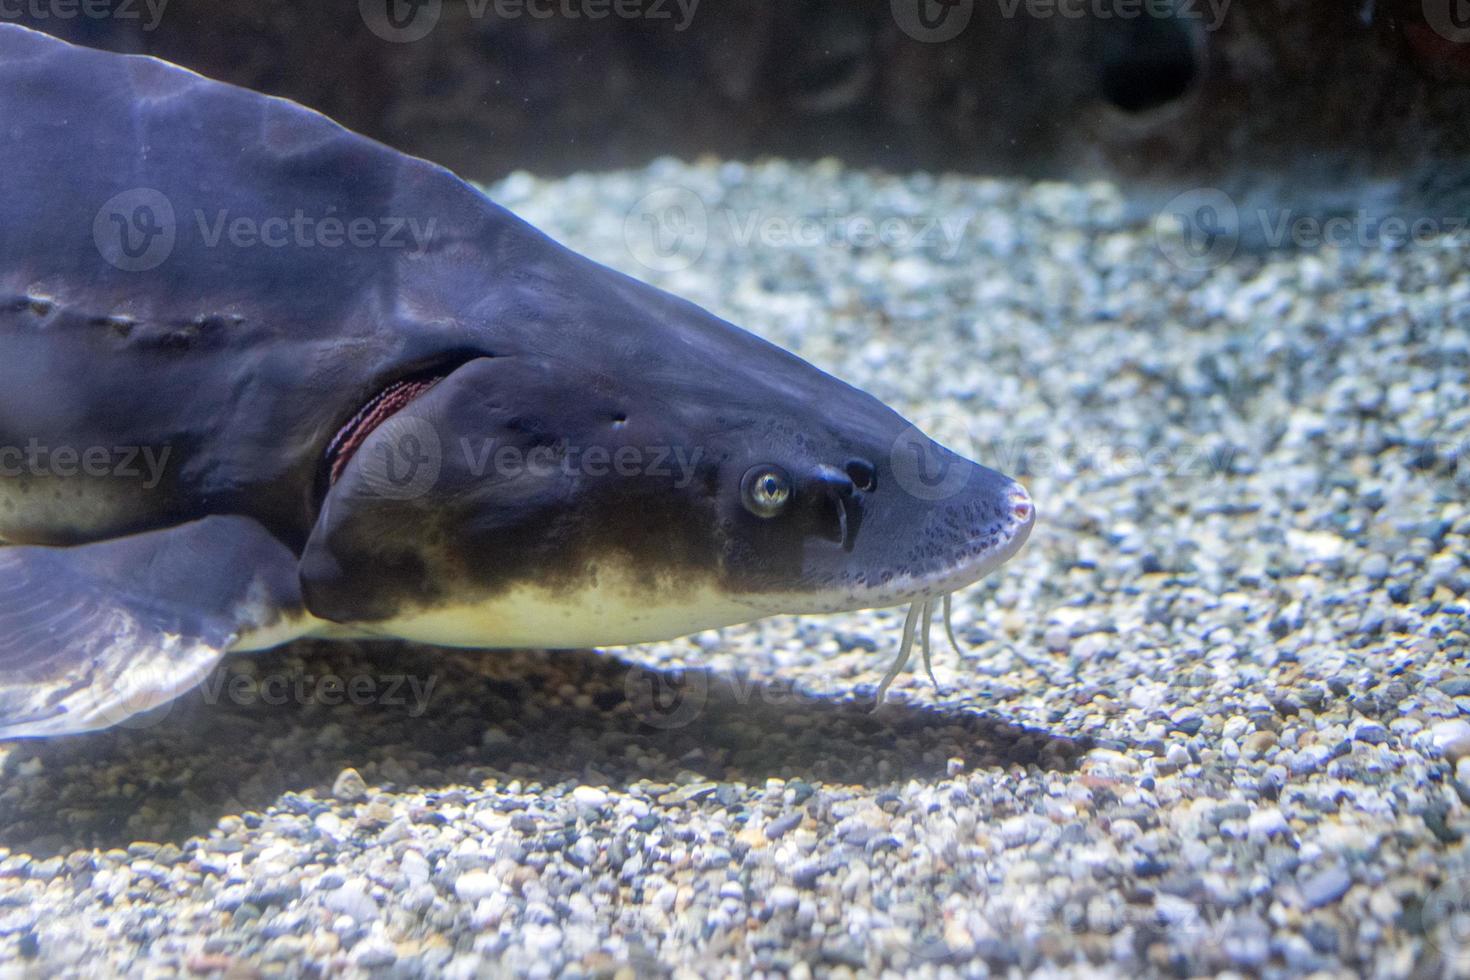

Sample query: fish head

[300,264,1034,645]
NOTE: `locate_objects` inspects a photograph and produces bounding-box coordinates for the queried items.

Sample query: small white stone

[323,881,378,923]
[652,882,678,912]
[470,894,506,930]
[401,850,430,887]
[571,786,609,808]
[999,816,1034,847]
[1247,808,1289,840]
[454,870,498,903]
[768,885,800,911]
[313,813,346,842]
[1430,719,1470,761]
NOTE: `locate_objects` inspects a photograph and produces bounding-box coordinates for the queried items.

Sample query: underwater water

[2,157,1467,976]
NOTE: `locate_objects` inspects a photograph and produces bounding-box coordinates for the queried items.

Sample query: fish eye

[741,464,793,518]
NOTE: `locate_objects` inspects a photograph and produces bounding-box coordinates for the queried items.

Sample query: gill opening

[319,348,492,492]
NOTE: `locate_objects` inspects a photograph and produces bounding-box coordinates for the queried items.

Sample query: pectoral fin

[0,515,304,738]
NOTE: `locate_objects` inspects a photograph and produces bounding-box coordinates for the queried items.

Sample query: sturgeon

[0,24,1033,737]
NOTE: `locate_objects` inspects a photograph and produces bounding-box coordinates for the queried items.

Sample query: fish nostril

[1008,484,1034,524]
[845,458,876,492]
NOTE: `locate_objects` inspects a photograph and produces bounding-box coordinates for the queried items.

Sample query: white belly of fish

[375,577,762,649]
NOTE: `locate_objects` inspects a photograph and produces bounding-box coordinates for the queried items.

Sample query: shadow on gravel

[0,640,1087,856]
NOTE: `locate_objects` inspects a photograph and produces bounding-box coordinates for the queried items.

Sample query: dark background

[11,0,1470,221]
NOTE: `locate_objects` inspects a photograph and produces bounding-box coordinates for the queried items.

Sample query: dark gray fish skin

[0,24,1033,633]
[0,24,535,546]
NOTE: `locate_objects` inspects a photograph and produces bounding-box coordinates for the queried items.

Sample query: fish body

[0,24,1032,737]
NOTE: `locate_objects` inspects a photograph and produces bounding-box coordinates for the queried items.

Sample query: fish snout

[987,478,1036,572]
[1007,480,1035,541]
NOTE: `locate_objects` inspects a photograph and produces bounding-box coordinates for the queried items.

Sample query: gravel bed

[0,158,1467,978]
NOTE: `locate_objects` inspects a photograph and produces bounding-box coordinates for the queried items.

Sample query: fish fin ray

[0,516,302,738]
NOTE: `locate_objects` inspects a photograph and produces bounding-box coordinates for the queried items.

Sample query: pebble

[1247,808,1289,840]
[1243,730,1278,758]
[332,768,369,802]
[401,850,431,886]
[768,885,800,911]
[1430,719,1470,761]
[571,786,609,808]
[1299,867,1354,910]
[455,871,498,904]
[323,881,378,923]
